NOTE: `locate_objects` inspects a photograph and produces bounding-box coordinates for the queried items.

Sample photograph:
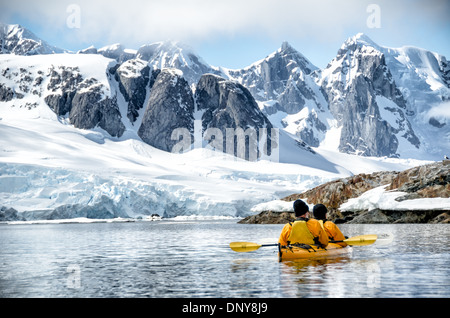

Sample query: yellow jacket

[320,220,347,247]
[278,218,329,248]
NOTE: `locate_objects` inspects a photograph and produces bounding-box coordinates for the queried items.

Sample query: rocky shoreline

[239,160,450,224]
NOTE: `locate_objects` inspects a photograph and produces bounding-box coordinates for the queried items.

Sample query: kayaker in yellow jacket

[313,204,347,247]
[278,199,328,248]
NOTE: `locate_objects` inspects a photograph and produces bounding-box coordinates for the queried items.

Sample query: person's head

[293,199,309,218]
[313,204,327,220]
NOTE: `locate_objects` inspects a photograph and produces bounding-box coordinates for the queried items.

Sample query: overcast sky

[1,0,449,69]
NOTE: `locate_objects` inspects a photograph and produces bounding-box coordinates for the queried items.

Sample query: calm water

[0,220,449,298]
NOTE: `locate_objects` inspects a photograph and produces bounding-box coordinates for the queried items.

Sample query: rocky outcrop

[348,209,449,224]
[195,74,274,160]
[238,211,295,224]
[283,170,397,220]
[138,68,195,152]
[320,35,419,157]
[386,161,450,198]
[44,66,83,116]
[0,83,15,102]
[69,78,125,138]
[115,59,156,122]
[243,160,450,224]
[41,64,126,137]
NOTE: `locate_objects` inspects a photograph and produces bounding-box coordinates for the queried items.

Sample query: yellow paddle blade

[229,242,262,252]
[344,234,377,246]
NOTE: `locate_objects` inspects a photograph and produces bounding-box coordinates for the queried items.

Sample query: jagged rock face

[69,78,125,137]
[138,69,195,152]
[195,74,274,160]
[439,56,450,88]
[228,42,317,105]
[226,42,330,149]
[42,65,126,137]
[115,59,157,122]
[337,75,399,157]
[44,66,83,116]
[321,39,419,157]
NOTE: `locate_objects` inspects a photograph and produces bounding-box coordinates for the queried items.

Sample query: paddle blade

[344,234,377,246]
[229,242,262,252]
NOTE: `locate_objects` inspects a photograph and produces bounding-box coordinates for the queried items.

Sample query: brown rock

[243,161,449,224]
[238,211,294,224]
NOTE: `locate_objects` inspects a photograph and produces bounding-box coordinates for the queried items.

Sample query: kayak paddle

[229,242,278,252]
[230,234,377,252]
[331,234,377,246]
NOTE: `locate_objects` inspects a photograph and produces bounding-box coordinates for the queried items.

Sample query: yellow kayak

[229,235,376,261]
[278,243,351,261]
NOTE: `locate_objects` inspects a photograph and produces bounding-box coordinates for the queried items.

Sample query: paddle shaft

[260,244,279,248]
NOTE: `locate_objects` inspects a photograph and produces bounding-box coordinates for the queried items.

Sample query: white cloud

[1,0,449,53]
[0,1,396,44]
[427,101,450,123]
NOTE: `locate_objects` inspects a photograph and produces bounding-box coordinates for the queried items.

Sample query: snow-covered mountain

[317,33,449,159]
[0,23,446,221]
[4,24,447,160]
[0,23,67,55]
[224,33,449,160]
[222,41,331,149]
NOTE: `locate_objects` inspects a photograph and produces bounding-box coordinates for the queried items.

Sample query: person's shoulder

[282,222,292,229]
[307,218,320,224]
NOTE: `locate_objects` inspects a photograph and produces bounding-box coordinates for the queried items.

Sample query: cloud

[1,0,449,50]
[427,102,450,123]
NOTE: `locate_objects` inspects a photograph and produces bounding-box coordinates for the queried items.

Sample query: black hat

[313,204,327,220]
[293,199,309,217]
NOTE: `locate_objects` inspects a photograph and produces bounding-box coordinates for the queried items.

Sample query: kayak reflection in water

[313,204,348,247]
[278,199,329,248]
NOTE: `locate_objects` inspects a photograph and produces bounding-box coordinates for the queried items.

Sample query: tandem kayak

[278,243,351,261]
[229,235,376,261]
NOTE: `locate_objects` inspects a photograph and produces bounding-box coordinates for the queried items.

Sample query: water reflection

[0,221,449,297]
[279,257,352,297]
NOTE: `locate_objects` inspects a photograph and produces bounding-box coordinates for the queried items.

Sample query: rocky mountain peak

[342,33,380,49]
[0,23,66,55]
[136,41,213,85]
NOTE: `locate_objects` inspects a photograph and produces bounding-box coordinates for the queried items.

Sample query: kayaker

[278,199,328,248]
[313,204,347,247]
